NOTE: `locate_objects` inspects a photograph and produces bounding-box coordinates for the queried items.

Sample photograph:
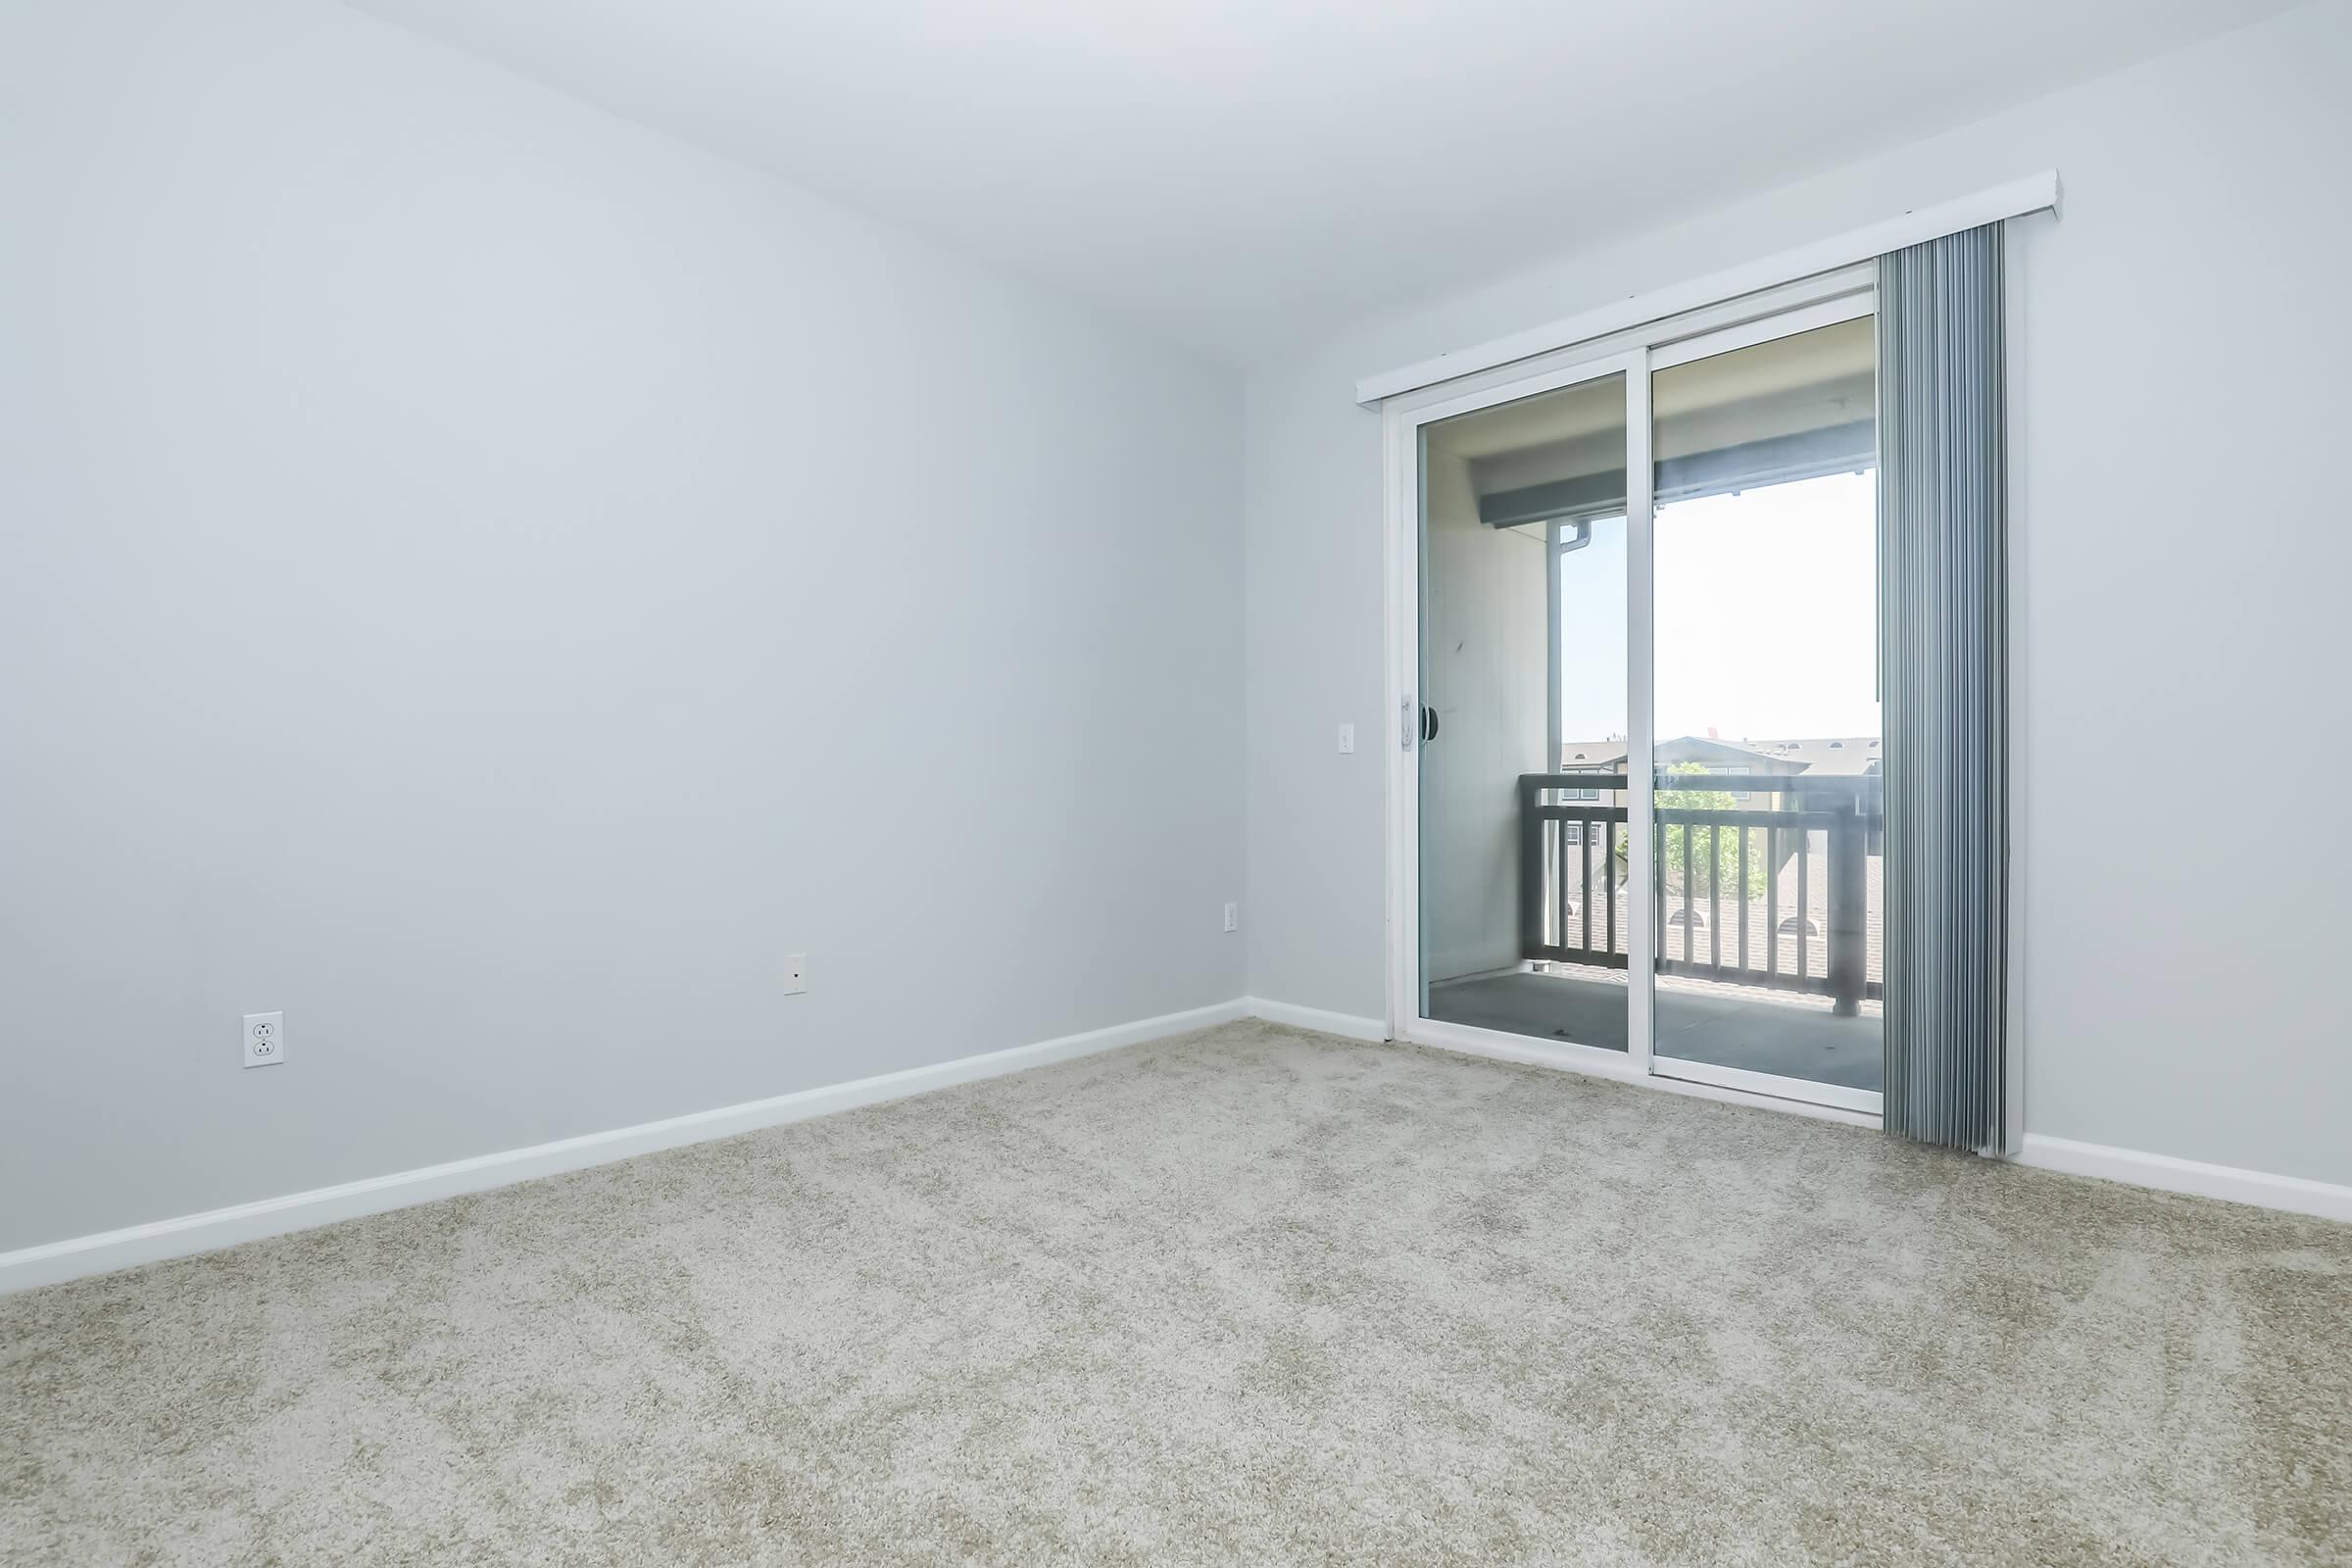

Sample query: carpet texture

[3,1020,2346,1566]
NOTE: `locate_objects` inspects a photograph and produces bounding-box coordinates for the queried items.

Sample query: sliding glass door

[1401,283,1885,1116]
[1643,307,1884,1111]
[1417,364,1632,1053]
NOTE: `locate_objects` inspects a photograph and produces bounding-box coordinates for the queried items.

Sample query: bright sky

[1558,471,1882,744]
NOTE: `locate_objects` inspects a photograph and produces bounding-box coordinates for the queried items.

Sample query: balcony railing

[1517,771,1884,1015]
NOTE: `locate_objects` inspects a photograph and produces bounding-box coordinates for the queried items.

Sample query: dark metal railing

[1517,771,1884,1015]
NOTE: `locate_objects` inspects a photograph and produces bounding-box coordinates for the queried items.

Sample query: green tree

[1619,762,1770,900]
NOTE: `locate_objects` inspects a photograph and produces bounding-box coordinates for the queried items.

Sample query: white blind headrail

[1354,170,2061,407]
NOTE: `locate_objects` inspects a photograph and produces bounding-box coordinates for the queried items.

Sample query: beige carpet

[3,1020,2346,1566]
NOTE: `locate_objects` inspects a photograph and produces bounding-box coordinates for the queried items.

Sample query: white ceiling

[347,0,2293,365]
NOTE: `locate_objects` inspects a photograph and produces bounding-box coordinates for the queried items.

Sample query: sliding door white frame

[1383,265,1885,1129]
[1644,288,1875,371]
[1386,349,1649,1085]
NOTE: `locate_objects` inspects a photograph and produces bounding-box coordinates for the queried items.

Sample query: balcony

[1423,770,1884,1091]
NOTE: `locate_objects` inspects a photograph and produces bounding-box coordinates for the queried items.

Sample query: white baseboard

[0,998,1251,1297]
[2017,1134,2352,1224]
[1243,997,1391,1043]
[22,1003,2329,1298]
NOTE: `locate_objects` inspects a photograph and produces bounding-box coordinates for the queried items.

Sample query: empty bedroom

[3,1,2346,1562]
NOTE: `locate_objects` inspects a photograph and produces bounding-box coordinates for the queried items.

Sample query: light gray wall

[1244,0,2352,1185]
[0,0,1245,1252]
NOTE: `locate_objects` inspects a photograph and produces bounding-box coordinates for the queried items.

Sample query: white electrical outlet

[783,954,808,996]
[243,1010,284,1068]
[1337,722,1355,755]
[1223,902,1239,934]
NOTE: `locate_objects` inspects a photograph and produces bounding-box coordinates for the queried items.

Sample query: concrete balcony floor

[1425,965,1883,1092]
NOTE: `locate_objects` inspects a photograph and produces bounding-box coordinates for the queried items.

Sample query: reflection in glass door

[1645,313,1886,1109]
[1417,369,1631,1052]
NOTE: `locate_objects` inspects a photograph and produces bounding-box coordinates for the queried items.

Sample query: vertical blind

[1877,223,2010,1152]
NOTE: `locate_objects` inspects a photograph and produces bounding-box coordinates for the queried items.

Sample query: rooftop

[1558,735,1884,775]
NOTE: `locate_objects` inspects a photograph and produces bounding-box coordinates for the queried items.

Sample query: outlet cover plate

[243,1011,285,1068]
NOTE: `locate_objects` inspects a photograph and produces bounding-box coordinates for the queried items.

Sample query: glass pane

[1647,317,1883,1096]
[1420,372,1629,1051]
